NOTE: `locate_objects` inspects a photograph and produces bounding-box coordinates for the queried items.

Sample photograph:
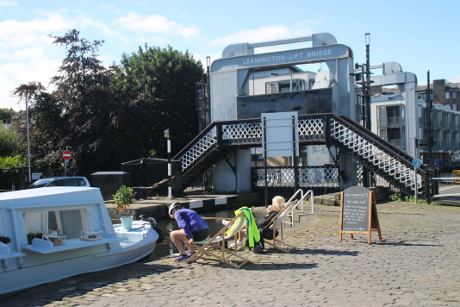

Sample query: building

[417,79,460,111]
[369,72,460,169]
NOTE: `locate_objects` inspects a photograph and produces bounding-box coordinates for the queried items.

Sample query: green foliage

[0,155,26,169]
[11,30,206,178]
[390,192,426,203]
[0,125,22,157]
[113,44,206,157]
[113,185,133,212]
[0,108,16,124]
[389,192,405,202]
[407,196,426,204]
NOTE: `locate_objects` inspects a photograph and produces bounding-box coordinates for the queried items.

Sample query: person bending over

[169,203,209,262]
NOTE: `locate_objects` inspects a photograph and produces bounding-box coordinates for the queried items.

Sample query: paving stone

[2,201,460,306]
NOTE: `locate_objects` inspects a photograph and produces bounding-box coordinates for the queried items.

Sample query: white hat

[168,203,181,215]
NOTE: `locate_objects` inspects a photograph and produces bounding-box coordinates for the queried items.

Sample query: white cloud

[0,0,17,7]
[0,12,115,110]
[211,25,293,46]
[116,14,199,38]
[209,16,324,50]
[448,75,460,83]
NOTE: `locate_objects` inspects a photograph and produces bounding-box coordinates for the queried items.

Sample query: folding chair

[186,211,249,269]
[262,202,296,253]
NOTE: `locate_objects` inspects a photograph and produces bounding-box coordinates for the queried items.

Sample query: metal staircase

[328,115,425,196]
[173,113,426,196]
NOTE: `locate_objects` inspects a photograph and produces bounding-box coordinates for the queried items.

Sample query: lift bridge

[174,113,427,198]
[171,33,429,199]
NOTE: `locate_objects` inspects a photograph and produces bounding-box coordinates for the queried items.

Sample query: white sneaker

[229,241,244,250]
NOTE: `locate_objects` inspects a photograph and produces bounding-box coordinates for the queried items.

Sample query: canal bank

[106,192,262,221]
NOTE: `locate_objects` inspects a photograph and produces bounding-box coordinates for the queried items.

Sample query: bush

[113,185,133,212]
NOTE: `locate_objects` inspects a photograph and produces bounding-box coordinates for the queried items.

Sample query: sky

[1,0,459,111]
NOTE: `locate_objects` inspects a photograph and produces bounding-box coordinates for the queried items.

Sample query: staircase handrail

[284,189,314,227]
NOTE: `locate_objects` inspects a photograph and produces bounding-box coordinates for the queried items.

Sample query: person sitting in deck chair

[169,203,209,262]
[226,196,285,250]
[256,196,285,248]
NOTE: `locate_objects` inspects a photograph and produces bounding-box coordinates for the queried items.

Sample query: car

[27,176,90,189]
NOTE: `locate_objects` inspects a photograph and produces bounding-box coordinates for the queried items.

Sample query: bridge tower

[209,33,357,193]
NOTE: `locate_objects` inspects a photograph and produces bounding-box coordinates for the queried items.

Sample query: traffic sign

[412,157,421,168]
[62,150,72,161]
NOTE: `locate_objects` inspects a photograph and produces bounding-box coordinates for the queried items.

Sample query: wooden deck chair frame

[262,202,296,253]
[186,211,249,269]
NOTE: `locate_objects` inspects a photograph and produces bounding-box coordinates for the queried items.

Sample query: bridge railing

[174,113,426,196]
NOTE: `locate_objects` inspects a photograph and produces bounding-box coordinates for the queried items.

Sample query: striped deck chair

[186,211,248,269]
[261,202,296,253]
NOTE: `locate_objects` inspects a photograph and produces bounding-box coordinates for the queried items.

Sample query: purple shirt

[174,208,208,239]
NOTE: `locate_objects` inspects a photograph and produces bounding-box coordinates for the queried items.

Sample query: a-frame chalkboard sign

[339,186,382,244]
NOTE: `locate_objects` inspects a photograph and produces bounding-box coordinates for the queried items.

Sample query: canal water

[148,208,236,259]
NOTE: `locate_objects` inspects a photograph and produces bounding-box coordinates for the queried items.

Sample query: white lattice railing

[330,117,423,194]
[179,127,218,172]
[178,116,326,173]
[254,166,340,188]
[177,114,424,194]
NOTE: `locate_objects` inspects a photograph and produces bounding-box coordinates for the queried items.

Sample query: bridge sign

[412,157,421,168]
[62,150,71,161]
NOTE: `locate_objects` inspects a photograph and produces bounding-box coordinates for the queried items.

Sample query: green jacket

[231,207,260,247]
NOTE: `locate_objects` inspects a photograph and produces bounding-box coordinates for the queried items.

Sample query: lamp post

[25,94,31,183]
[164,129,173,199]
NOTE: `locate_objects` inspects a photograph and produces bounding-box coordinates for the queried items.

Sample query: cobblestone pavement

[1,201,460,307]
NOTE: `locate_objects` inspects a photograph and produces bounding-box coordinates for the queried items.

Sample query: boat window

[23,208,86,242]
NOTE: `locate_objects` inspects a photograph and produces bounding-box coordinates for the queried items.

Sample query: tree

[0,124,21,157]
[12,30,206,179]
[0,108,16,124]
[42,29,141,176]
[11,30,131,176]
[112,44,205,156]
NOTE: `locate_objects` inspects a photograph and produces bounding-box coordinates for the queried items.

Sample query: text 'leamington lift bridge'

[174,33,426,200]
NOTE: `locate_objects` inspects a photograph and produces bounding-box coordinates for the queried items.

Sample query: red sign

[62,150,72,161]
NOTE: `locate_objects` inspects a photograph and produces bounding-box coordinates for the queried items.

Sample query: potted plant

[113,185,134,230]
[0,235,11,256]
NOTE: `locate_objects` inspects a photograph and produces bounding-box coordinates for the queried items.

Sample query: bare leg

[170,229,194,254]
[237,230,245,243]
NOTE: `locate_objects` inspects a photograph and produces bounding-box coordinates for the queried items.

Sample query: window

[265,79,306,93]
[446,92,450,99]
[377,105,404,149]
[386,128,402,147]
[453,92,458,99]
[24,208,86,242]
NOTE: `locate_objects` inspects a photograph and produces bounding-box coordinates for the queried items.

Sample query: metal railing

[283,189,315,227]
[174,113,426,196]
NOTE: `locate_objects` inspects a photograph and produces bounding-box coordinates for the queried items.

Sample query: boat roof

[0,187,104,210]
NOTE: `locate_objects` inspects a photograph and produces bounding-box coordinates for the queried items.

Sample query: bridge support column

[214,148,252,193]
[340,150,358,189]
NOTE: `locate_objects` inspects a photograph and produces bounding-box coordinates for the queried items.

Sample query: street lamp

[25,94,31,183]
[164,129,173,199]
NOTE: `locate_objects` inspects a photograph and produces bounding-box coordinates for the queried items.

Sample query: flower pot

[0,243,10,256]
[120,216,134,230]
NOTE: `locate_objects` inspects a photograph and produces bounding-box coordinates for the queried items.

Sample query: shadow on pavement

[0,262,179,305]
[266,248,359,257]
[246,262,318,271]
[373,241,442,247]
